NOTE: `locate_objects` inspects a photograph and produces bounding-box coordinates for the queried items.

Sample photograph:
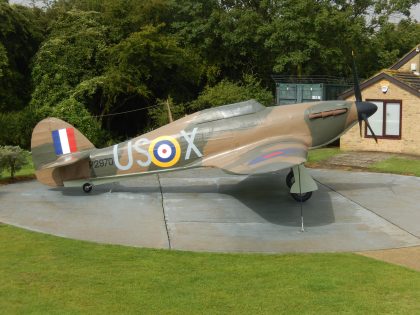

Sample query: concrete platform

[0,168,419,253]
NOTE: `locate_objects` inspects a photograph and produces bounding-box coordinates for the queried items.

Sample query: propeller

[351,51,378,143]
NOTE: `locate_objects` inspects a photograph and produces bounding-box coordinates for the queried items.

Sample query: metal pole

[166,98,173,123]
[298,165,305,232]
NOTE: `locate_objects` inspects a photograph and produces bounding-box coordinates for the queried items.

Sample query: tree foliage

[190,75,273,111]
[0,110,35,148]
[0,43,8,78]
[50,98,107,146]
[31,10,108,110]
[0,2,44,111]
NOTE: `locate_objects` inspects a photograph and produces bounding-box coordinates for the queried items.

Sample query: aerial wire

[299,165,305,232]
[35,104,161,120]
[91,104,160,118]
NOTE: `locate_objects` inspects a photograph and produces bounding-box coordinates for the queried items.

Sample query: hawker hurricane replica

[31,63,377,201]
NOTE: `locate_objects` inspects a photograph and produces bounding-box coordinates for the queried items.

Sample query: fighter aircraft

[31,61,377,201]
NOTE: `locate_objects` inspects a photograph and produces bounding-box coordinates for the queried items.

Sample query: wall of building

[341,78,420,155]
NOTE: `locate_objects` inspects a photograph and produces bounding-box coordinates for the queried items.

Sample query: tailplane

[31,118,96,186]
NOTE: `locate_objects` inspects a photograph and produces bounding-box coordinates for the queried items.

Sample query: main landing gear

[286,166,317,202]
[82,183,93,193]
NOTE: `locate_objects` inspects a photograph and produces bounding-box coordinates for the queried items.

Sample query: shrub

[189,75,273,111]
[0,145,29,179]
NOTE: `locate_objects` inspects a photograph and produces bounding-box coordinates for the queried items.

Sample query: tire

[286,169,294,188]
[82,183,93,193]
[287,169,313,202]
[290,191,312,202]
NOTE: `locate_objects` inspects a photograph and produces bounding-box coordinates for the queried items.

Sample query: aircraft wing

[204,138,308,175]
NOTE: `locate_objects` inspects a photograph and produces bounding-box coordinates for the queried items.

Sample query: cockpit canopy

[195,100,265,124]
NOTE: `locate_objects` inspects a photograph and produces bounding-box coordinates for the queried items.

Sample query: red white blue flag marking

[52,128,77,155]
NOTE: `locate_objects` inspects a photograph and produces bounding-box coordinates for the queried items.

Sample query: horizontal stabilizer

[40,151,91,170]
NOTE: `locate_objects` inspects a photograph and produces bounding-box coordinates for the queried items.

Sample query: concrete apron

[0,168,419,253]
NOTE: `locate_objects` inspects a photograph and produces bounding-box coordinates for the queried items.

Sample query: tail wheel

[82,183,93,193]
[286,169,312,202]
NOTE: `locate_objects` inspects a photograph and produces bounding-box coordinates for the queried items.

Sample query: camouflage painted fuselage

[31,99,358,187]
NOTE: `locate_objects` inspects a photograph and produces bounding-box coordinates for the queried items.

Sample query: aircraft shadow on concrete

[314,181,394,192]
[222,173,336,227]
[51,172,342,227]
[53,182,158,195]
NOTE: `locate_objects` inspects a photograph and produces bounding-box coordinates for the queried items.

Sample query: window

[365,100,402,139]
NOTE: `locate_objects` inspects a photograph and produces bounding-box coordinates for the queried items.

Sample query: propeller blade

[351,50,363,102]
[363,116,378,143]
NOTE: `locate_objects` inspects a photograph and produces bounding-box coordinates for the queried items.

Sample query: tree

[105,25,200,106]
[167,0,276,85]
[30,6,201,139]
[0,110,35,148]
[0,43,7,78]
[263,0,420,78]
[365,19,420,75]
[0,2,44,112]
[30,9,108,110]
[73,24,201,137]
[0,145,29,179]
[50,98,107,147]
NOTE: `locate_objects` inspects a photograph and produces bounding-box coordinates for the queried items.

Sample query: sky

[412,3,420,20]
[8,0,420,21]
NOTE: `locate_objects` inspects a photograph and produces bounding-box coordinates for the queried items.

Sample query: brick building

[340,45,420,155]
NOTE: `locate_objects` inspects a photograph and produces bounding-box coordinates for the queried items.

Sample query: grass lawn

[307,147,341,163]
[369,157,420,177]
[1,225,419,314]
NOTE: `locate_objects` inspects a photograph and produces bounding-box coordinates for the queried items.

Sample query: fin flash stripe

[52,128,78,155]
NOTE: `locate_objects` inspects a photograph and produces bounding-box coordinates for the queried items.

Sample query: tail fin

[31,118,96,186]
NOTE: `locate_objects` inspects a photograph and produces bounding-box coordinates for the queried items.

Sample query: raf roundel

[149,136,181,168]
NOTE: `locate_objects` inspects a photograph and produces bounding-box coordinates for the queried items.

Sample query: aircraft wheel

[287,169,312,202]
[286,169,294,188]
[82,183,93,193]
[290,191,312,202]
